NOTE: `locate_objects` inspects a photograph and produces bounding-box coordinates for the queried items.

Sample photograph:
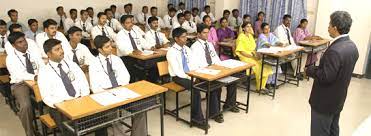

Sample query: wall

[0,0,168,27]
[315,0,371,75]
[213,0,240,19]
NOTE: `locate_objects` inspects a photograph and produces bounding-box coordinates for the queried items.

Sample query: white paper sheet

[216,59,247,68]
[109,88,141,100]
[142,50,154,56]
[195,68,221,75]
[217,76,240,83]
[90,92,123,106]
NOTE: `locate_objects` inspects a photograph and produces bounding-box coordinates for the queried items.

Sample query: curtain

[168,0,206,11]
[288,0,307,31]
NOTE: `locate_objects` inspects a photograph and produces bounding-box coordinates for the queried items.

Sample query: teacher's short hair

[330,11,352,35]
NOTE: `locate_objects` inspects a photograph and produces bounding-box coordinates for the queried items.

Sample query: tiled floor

[0,78,370,136]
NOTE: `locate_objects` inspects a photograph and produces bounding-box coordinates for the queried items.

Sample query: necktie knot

[58,63,62,68]
[23,53,28,57]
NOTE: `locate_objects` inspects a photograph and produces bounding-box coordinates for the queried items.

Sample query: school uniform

[64,18,78,33]
[106,18,123,32]
[75,18,94,49]
[200,11,216,22]
[144,29,169,49]
[163,14,176,29]
[24,30,42,41]
[91,25,117,41]
[65,43,95,66]
[0,34,8,52]
[173,20,196,33]
[35,31,73,58]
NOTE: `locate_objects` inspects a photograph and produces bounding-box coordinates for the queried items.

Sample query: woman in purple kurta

[217,17,235,60]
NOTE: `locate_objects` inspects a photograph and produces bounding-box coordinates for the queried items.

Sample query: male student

[172,13,195,33]
[191,8,202,24]
[273,14,299,77]
[167,3,174,11]
[75,10,93,48]
[6,32,44,136]
[167,27,223,127]
[200,5,216,23]
[148,7,165,29]
[176,2,186,15]
[145,17,170,50]
[229,9,243,28]
[184,11,197,33]
[105,8,123,33]
[7,9,27,31]
[191,24,239,113]
[55,6,67,31]
[163,8,177,29]
[110,5,121,19]
[0,20,7,50]
[64,9,78,33]
[8,24,23,33]
[135,6,150,25]
[66,26,94,70]
[38,39,107,136]
[24,19,42,41]
[87,7,98,26]
[5,25,42,57]
[123,4,133,16]
[36,19,72,58]
[91,12,116,41]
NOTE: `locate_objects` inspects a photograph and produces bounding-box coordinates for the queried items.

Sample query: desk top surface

[260,47,304,58]
[187,63,254,81]
[298,39,330,47]
[128,50,167,60]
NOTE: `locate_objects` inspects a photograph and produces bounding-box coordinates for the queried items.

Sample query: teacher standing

[305,11,359,136]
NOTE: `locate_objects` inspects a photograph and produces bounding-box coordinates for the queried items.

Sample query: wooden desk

[128,50,167,61]
[259,47,304,58]
[186,61,254,134]
[298,39,329,47]
[0,52,7,68]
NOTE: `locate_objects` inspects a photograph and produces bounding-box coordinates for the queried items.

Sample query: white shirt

[65,43,95,66]
[133,25,146,38]
[163,14,176,28]
[135,12,150,24]
[176,9,186,15]
[38,59,90,108]
[88,16,98,26]
[229,16,243,28]
[24,30,42,41]
[200,12,216,22]
[75,19,93,38]
[146,16,165,29]
[173,21,197,33]
[89,54,130,93]
[91,25,117,41]
[274,24,296,46]
[5,38,43,57]
[6,48,44,84]
[330,34,349,45]
[191,39,221,68]
[54,15,67,28]
[166,43,196,79]
[0,34,8,51]
[106,18,123,32]
[64,18,78,33]
[190,15,202,24]
[7,21,28,31]
[145,29,170,49]
[116,28,147,56]
[112,12,121,20]
[35,31,72,58]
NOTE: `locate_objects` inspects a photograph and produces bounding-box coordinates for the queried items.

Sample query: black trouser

[49,108,108,136]
[121,56,159,83]
[173,77,220,122]
[311,109,340,136]
[221,83,237,109]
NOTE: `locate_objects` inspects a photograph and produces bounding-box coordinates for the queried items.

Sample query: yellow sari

[235,33,272,89]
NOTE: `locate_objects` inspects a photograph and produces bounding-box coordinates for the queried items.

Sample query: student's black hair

[43,39,62,54]
[127,3,133,6]
[167,3,173,7]
[104,8,113,14]
[184,10,192,15]
[204,5,210,10]
[169,8,177,13]
[80,10,88,15]
[9,24,22,33]
[110,5,117,9]
[94,35,110,49]
[179,2,185,6]
[202,15,211,22]
[69,9,77,15]
[147,16,159,24]
[172,27,187,39]
[67,26,82,35]
[43,19,58,29]
[151,6,158,11]
[97,12,106,18]
[256,11,265,21]
[177,13,185,20]
[142,6,148,10]
[86,7,93,11]
[56,6,63,11]
[120,15,133,23]
[261,22,269,30]
[297,19,308,28]
[0,20,6,26]
[232,9,239,13]
[330,11,352,34]
[7,32,25,44]
[243,14,251,19]
[219,17,228,24]
[223,10,230,15]
[7,9,18,17]
[197,23,209,33]
[28,19,38,26]
[283,14,292,20]
[192,8,199,12]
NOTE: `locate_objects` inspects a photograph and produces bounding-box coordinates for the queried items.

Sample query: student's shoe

[212,114,224,123]
[191,119,210,129]
[223,106,240,113]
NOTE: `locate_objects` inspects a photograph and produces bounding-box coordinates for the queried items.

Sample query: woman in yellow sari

[235,22,273,93]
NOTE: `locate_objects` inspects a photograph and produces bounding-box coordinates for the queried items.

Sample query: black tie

[102,27,106,36]
[60,17,64,28]
[58,63,76,97]
[128,33,138,50]
[1,37,4,48]
[24,53,34,74]
[72,49,79,65]
[193,17,196,23]
[106,58,119,88]
[189,21,192,27]
[286,28,292,45]
[170,18,173,26]
[108,20,112,28]
[204,42,212,65]
[144,14,147,24]
[82,23,86,32]
[235,17,239,26]
[91,19,94,25]
[155,32,161,47]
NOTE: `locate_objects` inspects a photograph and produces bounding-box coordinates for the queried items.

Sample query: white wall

[315,0,371,75]
[0,0,168,27]
[213,0,240,19]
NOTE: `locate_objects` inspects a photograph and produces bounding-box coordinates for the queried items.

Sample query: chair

[39,114,57,136]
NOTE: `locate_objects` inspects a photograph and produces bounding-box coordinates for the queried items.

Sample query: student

[191,24,240,113]
[167,3,174,11]
[24,19,42,41]
[167,27,223,126]
[145,16,170,49]
[75,10,93,39]
[5,25,42,57]
[149,7,165,29]
[163,8,177,29]
[200,5,216,23]
[105,8,123,33]
[8,24,23,33]
[6,32,44,136]
[273,14,299,77]
[87,7,98,26]
[55,6,67,31]
[66,26,94,71]
[217,17,236,60]
[91,12,116,41]
[64,9,78,33]
[0,20,7,50]
[176,2,186,15]
[229,9,243,28]
[38,39,107,136]
[183,11,197,33]
[135,6,150,25]
[239,14,251,33]
[172,13,195,33]
[36,19,72,58]
[203,15,219,54]
[110,5,121,19]
[191,8,202,24]
[254,11,265,38]
[214,10,230,29]
[130,16,146,38]
[6,9,27,31]
[123,4,133,16]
